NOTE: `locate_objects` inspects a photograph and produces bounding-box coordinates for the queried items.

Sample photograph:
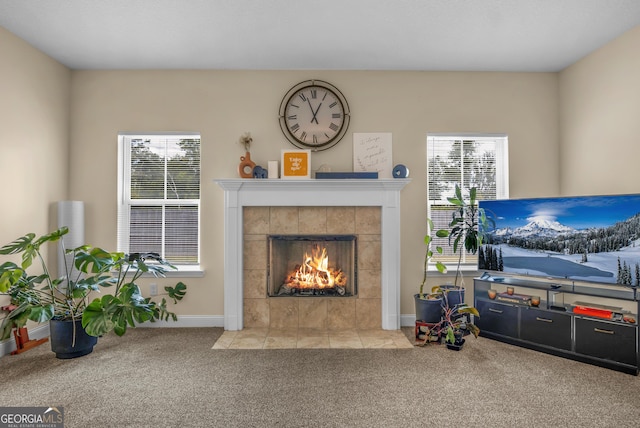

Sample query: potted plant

[416,301,480,349]
[434,184,493,308]
[414,219,447,324]
[417,185,492,349]
[0,227,187,358]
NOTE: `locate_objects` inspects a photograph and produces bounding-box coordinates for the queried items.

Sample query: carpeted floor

[1,327,639,428]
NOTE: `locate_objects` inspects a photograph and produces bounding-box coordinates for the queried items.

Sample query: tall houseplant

[0,227,187,357]
[438,185,492,289]
[419,185,492,348]
[433,185,494,306]
[414,219,447,323]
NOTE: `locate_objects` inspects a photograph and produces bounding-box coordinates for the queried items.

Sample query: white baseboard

[3,315,414,356]
[0,316,223,357]
[0,323,51,357]
[400,314,417,327]
[138,315,224,328]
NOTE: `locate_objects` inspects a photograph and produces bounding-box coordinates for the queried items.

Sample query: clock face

[279,80,350,151]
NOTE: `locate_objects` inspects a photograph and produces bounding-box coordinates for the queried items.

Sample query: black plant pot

[441,285,465,308]
[49,319,98,359]
[446,338,465,351]
[414,294,443,323]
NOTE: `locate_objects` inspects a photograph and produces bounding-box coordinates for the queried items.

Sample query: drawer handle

[536,317,553,323]
[489,308,503,314]
[594,328,614,335]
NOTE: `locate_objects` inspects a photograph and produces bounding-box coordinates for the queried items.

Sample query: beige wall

[0,27,70,307]
[559,26,640,196]
[0,27,71,238]
[13,22,639,321]
[68,70,560,317]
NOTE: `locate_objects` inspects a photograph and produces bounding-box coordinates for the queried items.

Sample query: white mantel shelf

[214,178,411,330]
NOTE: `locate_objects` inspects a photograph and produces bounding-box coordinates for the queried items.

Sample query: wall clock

[279,80,350,151]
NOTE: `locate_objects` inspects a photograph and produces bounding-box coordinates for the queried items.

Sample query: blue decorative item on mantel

[253,165,268,179]
[392,164,409,178]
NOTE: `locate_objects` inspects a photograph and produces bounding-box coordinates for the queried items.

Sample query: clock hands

[312,102,322,123]
[306,98,322,124]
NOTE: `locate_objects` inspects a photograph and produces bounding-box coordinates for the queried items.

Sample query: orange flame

[286,245,346,290]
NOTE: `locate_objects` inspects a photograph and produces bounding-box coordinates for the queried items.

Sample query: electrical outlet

[150,283,158,296]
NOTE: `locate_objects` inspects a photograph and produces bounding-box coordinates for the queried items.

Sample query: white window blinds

[118,134,201,266]
[427,134,508,267]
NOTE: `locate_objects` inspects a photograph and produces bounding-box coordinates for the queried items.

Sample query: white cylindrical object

[57,201,85,278]
[268,160,279,178]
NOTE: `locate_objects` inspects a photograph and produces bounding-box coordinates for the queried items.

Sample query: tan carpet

[2,327,639,428]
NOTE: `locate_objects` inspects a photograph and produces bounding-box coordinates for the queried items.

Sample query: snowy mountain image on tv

[479,194,640,286]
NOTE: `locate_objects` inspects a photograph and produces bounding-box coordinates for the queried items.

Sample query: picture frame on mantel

[353,132,393,178]
[281,149,311,179]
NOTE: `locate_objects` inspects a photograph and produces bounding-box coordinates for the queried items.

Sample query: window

[427,134,508,269]
[118,134,201,271]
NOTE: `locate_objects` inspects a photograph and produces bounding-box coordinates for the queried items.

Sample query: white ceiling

[1,0,639,72]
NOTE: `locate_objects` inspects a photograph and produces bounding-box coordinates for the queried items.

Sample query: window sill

[164,266,205,278]
[122,266,205,278]
[428,265,479,273]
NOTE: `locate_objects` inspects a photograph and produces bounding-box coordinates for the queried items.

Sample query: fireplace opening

[267,235,357,297]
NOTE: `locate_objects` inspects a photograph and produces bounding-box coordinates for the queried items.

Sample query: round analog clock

[279,80,350,151]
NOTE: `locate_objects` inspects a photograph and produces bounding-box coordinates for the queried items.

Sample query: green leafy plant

[417,302,480,346]
[436,184,494,288]
[0,227,187,340]
[418,185,494,347]
[418,218,447,299]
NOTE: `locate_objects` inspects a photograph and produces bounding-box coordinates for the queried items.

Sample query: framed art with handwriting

[353,132,393,178]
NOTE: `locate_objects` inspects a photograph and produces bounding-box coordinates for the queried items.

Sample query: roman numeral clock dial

[279,80,350,151]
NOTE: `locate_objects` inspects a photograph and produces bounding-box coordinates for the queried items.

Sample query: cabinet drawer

[575,318,637,366]
[476,299,519,338]
[520,308,572,350]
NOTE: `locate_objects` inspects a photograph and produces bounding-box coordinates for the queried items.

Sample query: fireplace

[214,178,410,330]
[268,234,357,297]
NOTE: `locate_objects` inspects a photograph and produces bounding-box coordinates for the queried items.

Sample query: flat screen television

[478,193,640,287]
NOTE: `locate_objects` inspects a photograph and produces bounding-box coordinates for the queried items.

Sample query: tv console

[474,275,639,375]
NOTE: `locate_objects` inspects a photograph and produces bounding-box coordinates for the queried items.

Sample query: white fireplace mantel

[214,178,410,330]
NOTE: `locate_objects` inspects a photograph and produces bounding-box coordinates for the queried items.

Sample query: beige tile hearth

[241,205,390,339]
[212,328,414,349]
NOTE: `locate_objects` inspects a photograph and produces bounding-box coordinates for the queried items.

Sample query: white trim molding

[138,315,223,328]
[0,316,223,357]
[214,178,410,331]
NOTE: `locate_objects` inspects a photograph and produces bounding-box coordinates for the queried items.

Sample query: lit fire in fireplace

[280,244,347,295]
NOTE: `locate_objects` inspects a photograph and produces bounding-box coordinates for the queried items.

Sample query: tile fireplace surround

[215,178,410,331]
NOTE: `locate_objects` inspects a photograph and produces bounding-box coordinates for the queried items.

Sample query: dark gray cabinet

[476,299,519,338]
[575,318,637,366]
[474,277,639,375]
[520,307,572,350]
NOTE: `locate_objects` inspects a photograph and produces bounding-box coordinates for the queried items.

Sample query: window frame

[426,133,509,271]
[117,133,202,275]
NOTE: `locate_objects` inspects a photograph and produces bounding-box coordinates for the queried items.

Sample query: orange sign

[281,150,310,179]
